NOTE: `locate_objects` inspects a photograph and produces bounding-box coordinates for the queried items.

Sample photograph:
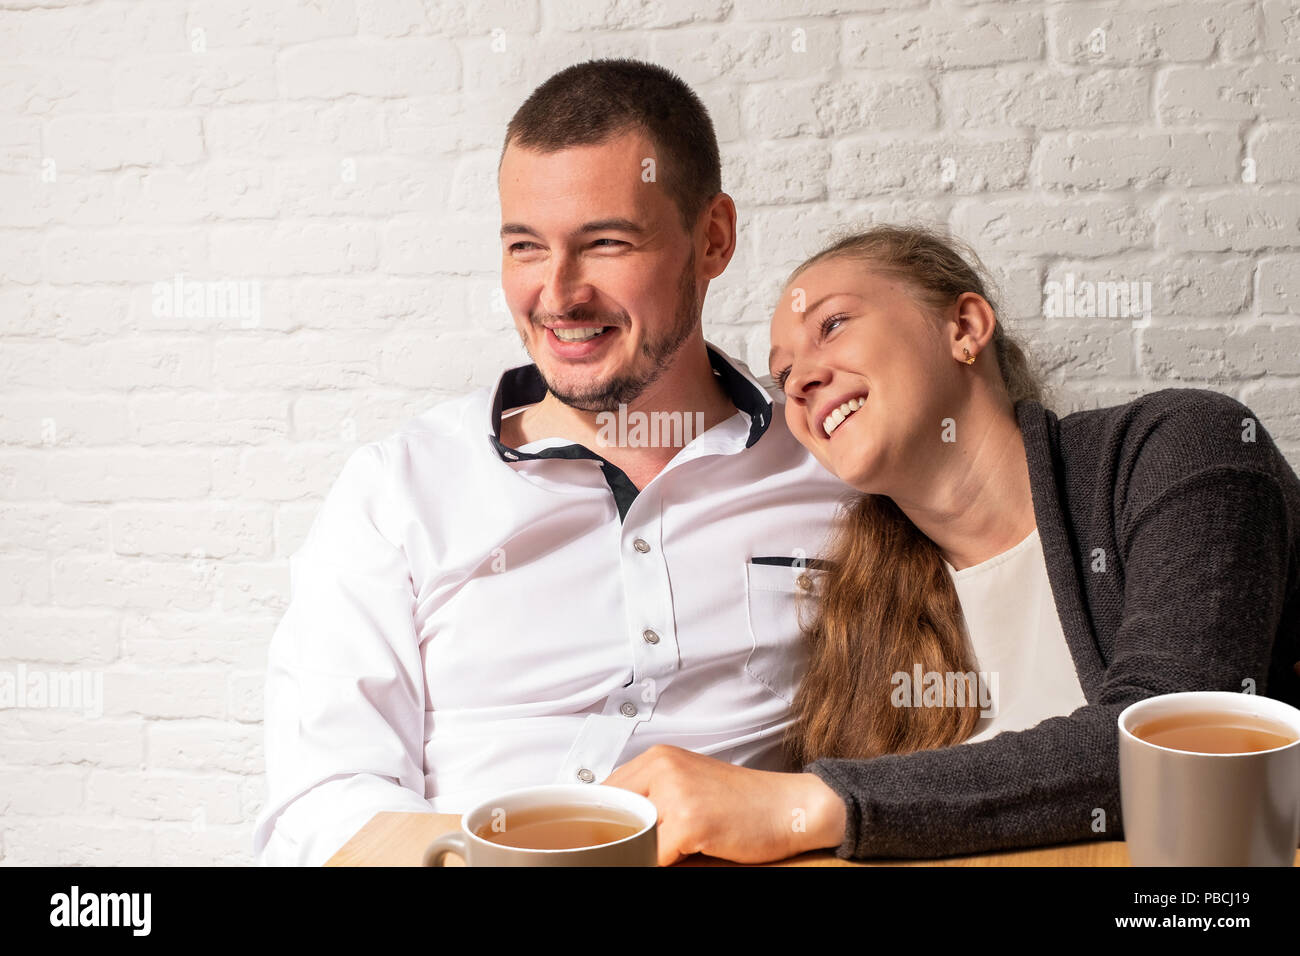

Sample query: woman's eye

[774,367,791,390]
[819,312,848,337]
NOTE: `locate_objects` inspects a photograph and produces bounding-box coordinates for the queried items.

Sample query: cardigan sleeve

[804,464,1293,861]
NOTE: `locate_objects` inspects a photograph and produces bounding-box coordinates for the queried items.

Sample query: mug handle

[422,831,468,866]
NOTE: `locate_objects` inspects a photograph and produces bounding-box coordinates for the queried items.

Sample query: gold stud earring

[962,347,976,365]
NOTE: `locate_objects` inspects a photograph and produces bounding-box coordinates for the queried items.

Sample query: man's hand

[601,744,847,866]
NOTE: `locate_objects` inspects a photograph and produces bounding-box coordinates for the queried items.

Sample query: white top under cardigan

[943,528,1089,745]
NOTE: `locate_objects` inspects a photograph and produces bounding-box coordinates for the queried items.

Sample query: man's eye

[591,239,625,248]
[508,242,538,253]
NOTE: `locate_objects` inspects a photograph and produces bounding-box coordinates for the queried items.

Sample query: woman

[603,225,1300,865]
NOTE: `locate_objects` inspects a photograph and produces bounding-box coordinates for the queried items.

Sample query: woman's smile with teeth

[823,396,867,437]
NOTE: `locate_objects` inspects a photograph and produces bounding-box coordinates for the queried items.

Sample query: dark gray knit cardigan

[806,387,1300,860]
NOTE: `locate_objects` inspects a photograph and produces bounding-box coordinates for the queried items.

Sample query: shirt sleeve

[805,464,1293,860]
[252,442,435,866]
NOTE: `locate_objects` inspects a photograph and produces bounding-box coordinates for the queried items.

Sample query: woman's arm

[808,462,1293,860]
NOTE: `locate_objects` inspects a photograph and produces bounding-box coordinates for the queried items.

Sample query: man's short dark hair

[500,58,722,235]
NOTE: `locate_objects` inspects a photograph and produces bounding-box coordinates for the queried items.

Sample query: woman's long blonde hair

[781,224,1048,766]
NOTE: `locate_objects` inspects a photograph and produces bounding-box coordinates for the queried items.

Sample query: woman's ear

[948,292,998,363]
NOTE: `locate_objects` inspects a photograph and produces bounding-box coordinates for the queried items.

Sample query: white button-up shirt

[253,342,851,865]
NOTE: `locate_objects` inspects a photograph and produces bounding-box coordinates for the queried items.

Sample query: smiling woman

[605,225,1300,866]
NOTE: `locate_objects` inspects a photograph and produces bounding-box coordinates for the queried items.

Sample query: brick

[227,671,263,722]
[213,332,381,390]
[0,609,118,663]
[115,162,278,223]
[86,770,243,823]
[844,9,1043,70]
[128,392,290,445]
[743,75,938,140]
[952,197,1152,256]
[0,395,129,445]
[280,39,459,99]
[0,1,186,59]
[830,133,1031,198]
[291,392,430,442]
[0,555,51,604]
[1238,381,1300,442]
[210,222,378,277]
[188,0,357,46]
[276,157,451,217]
[724,141,830,205]
[1249,124,1300,184]
[120,612,276,669]
[111,504,273,559]
[147,720,262,774]
[3,819,157,866]
[1263,1,1300,60]
[101,669,228,718]
[216,561,289,615]
[0,505,109,553]
[0,711,144,767]
[1258,255,1300,312]
[946,67,1149,130]
[650,24,839,85]
[209,444,352,501]
[356,0,540,37]
[43,228,209,284]
[1156,193,1300,252]
[377,331,529,390]
[1139,323,1300,380]
[381,215,498,275]
[52,556,215,610]
[114,50,278,109]
[0,769,83,815]
[1049,2,1257,64]
[1159,64,1300,122]
[0,286,131,339]
[0,172,117,226]
[1035,130,1239,189]
[0,59,113,115]
[204,100,386,159]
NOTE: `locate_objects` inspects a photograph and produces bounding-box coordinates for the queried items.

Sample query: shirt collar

[487,341,775,463]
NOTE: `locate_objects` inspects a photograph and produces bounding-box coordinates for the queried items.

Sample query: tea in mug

[1132,710,1298,754]
[474,804,645,850]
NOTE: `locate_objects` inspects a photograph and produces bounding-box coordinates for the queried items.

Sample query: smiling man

[253,59,850,866]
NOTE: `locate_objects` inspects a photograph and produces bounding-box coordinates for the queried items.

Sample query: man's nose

[539,254,593,317]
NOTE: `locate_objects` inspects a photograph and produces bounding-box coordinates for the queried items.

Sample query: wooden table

[327,811,1165,866]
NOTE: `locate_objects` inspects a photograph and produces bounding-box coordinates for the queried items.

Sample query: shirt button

[642,628,660,644]
[620,702,638,718]
[796,572,813,591]
[633,538,650,553]
[576,768,595,783]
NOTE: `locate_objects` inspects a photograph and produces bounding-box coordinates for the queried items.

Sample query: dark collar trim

[487,344,774,522]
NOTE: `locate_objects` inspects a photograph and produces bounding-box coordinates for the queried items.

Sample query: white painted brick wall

[1,0,1298,866]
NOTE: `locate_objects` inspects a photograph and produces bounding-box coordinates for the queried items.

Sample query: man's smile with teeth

[551,326,611,342]
[823,396,867,438]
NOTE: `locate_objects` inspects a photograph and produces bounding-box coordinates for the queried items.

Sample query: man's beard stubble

[523,250,701,413]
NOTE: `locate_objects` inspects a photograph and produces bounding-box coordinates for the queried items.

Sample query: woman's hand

[601,744,848,866]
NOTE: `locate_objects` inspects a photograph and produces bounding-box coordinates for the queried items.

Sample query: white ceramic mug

[422,784,659,867]
[1118,691,1300,866]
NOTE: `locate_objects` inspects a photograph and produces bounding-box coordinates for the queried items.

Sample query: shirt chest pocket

[743,559,821,705]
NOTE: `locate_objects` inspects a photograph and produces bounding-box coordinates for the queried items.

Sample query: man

[253,58,850,866]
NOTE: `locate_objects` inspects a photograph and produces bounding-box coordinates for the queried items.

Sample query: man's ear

[699,192,737,281]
